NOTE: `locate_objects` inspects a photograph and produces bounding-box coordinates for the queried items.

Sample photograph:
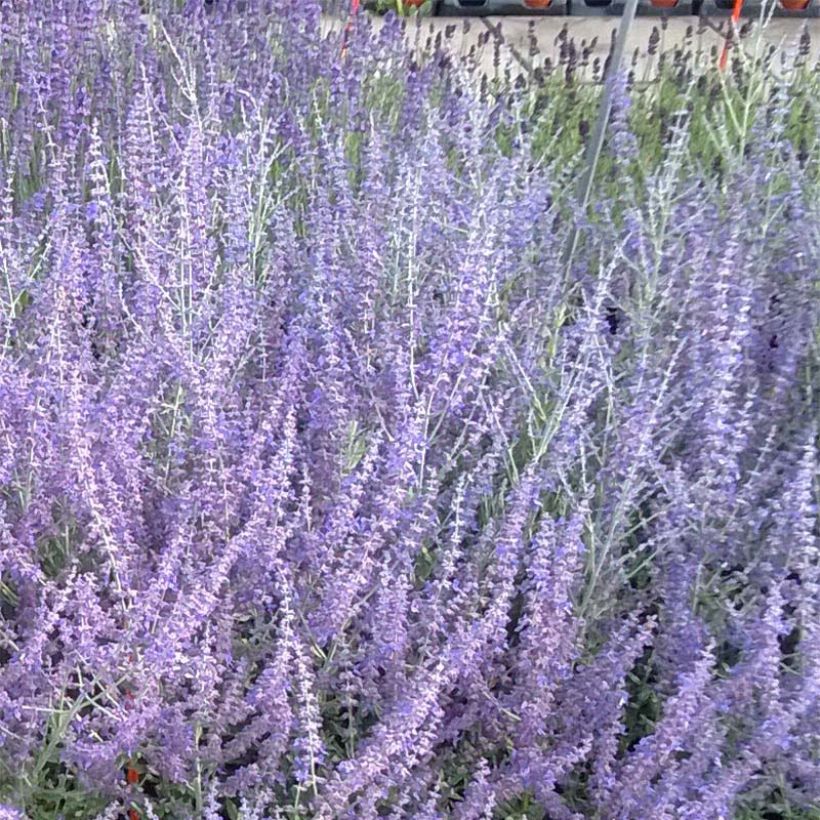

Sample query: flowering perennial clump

[0,1,817,818]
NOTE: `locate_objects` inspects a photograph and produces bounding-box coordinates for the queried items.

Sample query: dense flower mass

[0,1,818,817]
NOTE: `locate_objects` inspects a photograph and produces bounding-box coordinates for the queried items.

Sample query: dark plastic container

[566,0,618,14]
[437,0,568,14]
[572,0,694,13]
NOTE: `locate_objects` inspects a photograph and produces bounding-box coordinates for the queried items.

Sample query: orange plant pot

[780,0,809,9]
[524,0,552,7]
[650,0,679,7]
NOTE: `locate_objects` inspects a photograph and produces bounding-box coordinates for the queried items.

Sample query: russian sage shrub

[0,1,817,818]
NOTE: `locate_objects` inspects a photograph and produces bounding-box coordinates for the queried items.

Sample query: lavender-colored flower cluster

[0,1,817,817]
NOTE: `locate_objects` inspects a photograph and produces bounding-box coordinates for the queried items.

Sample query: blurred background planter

[636,0,693,15]
[363,0,820,13]
[699,0,764,14]
[437,0,568,15]
[365,0,438,15]
[699,0,820,13]
[775,0,820,12]
[573,0,693,13]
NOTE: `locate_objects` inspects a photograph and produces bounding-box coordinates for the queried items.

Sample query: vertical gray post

[563,0,639,268]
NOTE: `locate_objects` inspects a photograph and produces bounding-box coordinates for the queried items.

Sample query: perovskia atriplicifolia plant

[0,1,817,818]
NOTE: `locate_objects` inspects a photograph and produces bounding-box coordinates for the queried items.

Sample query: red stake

[718,0,744,70]
[123,687,140,812]
[340,0,360,59]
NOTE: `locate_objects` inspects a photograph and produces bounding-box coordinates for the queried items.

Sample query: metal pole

[562,0,640,268]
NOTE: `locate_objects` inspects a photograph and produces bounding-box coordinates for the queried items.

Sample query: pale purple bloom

[0,0,816,817]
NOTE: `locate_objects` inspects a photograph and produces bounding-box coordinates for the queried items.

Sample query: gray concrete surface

[324,12,820,78]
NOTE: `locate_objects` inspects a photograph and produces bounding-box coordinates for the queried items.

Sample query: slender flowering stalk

[0,1,817,818]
